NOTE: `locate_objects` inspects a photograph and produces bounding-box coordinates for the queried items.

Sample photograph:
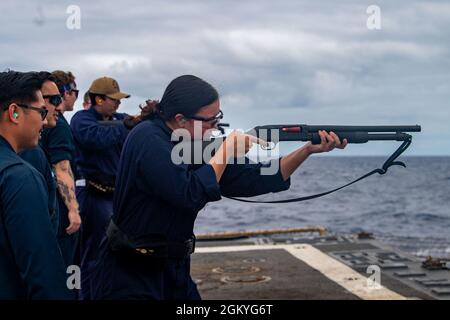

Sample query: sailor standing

[40,70,82,268]
[70,76,131,299]
[90,75,347,300]
[0,71,73,299]
[20,71,65,234]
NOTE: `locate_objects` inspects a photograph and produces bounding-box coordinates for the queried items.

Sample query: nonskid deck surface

[191,233,450,300]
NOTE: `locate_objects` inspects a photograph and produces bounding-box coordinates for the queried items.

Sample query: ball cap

[88,76,130,100]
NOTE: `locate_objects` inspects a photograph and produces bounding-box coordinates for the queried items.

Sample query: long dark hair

[144,75,219,121]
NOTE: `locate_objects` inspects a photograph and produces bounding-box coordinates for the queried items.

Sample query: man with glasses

[53,70,79,113]
[40,70,81,269]
[20,72,65,234]
[70,76,131,299]
[0,70,73,299]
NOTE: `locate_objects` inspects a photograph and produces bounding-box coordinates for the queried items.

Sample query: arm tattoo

[57,180,72,204]
[54,160,79,211]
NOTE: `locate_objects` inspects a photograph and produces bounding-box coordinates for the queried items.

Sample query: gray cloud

[1,0,449,155]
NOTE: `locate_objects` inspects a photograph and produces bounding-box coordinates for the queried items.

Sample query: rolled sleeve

[43,124,74,165]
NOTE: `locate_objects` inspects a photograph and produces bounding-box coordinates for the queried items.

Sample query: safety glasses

[15,104,48,120]
[43,94,63,107]
[186,110,224,126]
[71,89,79,98]
[60,83,79,98]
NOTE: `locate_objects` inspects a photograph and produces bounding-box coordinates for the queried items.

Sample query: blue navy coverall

[20,146,59,234]
[90,118,290,300]
[0,136,73,299]
[40,111,79,267]
[70,106,129,299]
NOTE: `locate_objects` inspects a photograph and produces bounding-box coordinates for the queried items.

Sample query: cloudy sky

[1,0,449,155]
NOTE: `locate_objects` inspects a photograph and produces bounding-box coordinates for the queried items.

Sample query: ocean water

[195,156,450,258]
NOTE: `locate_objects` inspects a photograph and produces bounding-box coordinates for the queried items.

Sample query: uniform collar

[152,116,173,138]
[89,106,122,121]
[88,106,105,121]
[0,135,16,153]
[57,111,68,124]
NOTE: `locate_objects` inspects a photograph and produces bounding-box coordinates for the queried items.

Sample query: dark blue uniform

[0,136,73,299]
[20,146,59,234]
[40,111,78,267]
[70,107,129,299]
[90,118,290,300]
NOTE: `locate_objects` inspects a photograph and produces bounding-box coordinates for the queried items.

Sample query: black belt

[106,220,195,260]
[87,180,115,194]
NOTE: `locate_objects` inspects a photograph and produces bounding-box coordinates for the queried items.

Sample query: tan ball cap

[88,76,130,100]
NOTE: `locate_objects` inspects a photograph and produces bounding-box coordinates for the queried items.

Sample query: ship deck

[191,232,450,300]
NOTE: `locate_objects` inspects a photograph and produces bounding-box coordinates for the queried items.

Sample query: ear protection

[13,112,18,119]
